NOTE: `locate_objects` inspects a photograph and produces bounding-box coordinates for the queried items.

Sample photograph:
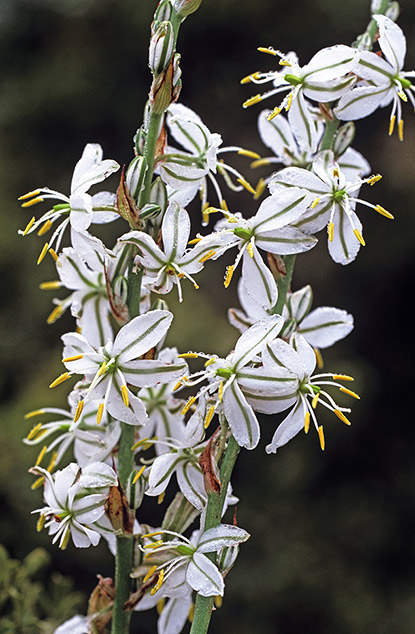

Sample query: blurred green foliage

[1,0,415,632]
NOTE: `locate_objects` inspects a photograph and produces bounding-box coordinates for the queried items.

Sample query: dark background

[1,0,414,632]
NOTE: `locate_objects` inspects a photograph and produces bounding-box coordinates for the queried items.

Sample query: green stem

[366,0,390,48]
[271,254,296,315]
[138,111,163,209]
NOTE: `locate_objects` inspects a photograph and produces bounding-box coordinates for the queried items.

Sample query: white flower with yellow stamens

[335,15,415,140]
[269,149,393,265]
[59,310,187,426]
[18,143,119,258]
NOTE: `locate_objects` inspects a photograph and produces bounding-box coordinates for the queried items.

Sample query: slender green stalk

[366,0,390,47]
[138,111,163,209]
[271,254,296,316]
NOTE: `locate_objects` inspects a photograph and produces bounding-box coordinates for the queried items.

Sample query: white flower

[19,144,119,256]
[335,15,415,140]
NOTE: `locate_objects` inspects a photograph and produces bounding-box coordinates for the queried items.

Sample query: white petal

[69,193,93,232]
[303,45,358,81]
[162,202,190,260]
[334,84,392,121]
[265,398,305,452]
[146,453,183,496]
[114,310,173,363]
[257,109,296,159]
[374,14,406,72]
[288,91,319,153]
[328,207,362,265]
[299,306,354,348]
[158,595,193,634]
[197,524,250,553]
[241,247,278,310]
[232,314,284,370]
[223,381,261,450]
[186,552,224,597]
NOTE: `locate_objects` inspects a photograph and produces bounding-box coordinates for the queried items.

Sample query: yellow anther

[254,177,266,200]
[132,465,146,484]
[24,409,45,419]
[131,437,150,451]
[178,352,199,358]
[251,158,271,169]
[224,265,234,288]
[397,90,408,102]
[150,569,165,595]
[48,248,59,262]
[389,114,396,136]
[339,386,360,400]
[314,347,324,369]
[374,204,394,219]
[279,59,292,67]
[204,206,220,215]
[218,381,224,402]
[242,94,262,108]
[333,374,354,381]
[204,358,217,367]
[143,565,158,584]
[214,595,223,608]
[285,92,293,112]
[156,598,166,615]
[257,46,277,56]
[35,445,48,467]
[19,189,41,201]
[37,242,50,265]
[334,409,351,426]
[31,476,45,490]
[240,71,261,84]
[47,451,58,472]
[237,177,256,195]
[238,148,261,159]
[143,540,164,550]
[398,119,404,141]
[304,411,310,434]
[333,167,340,179]
[367,174,382,186]
[181,396,197,416]
[188,603,195,623]
[141,530,164,538]
[312,392,320,409]
[267,107,282,121]
[188,237,201,245]
[37,220,53,236]
[40,280,61,290]
[204,405,216,429]
[21,196,44,208]
[63,354,83,363]
[61,529,71,550]
[328,222,334,242]
[311,197,321,209]
[246,242,254,258]
[27,422,43,440]
[353,228,366,246]
[121,385,129,408]
[49,372,71,388]
[157,491,165,505]
[96,403,105,425]
[37,514,46,532]
[221,199,229,211]
[22,216,36,236]
[318,425,325,450]
[73,400,84,423]
[47,304,64,325]
[199,249,216,263]
[98,361,108,376]
[173,376,187,391]
[226,216,238,223]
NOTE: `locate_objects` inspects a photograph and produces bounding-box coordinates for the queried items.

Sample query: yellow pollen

[367,174,382,186]
[157,491,165,505]
[204,206,220,215]
[374,205,394,219]
[143,539,164,550]
[204,358,217,367]
[47,451,58,472]
[311,197,320,209]
[61,529,71,550]
[40,280,61,290]
[150,569,165,595]
[27,422,43,440]
[31,476,45,490]
[121,385,129,408]
[339,386,360,399]
[267,107,281,121]
[240,71,261,84]
[224,265,234,288]
[243,94,262,108]
[334,409,351,426]
[237,177,256,195]
[238,148,261,159]
[37,514,46,532]
[49,372,71,388]
[173,376,187,391]
[246,242,254,258]
[48,248,59,262]
[318,425,325,450]
[157,598,166,615]
[181,396,197,416]
[333,168,340,179]
[397,90,408,102]
[47,304,64,325]
[204,405,216,429]
[35,445,48,467]
[333,374,354,381]
[328,222,334,242]
[21,196,44,208]
[285,92,293,111]
[37,219,53,236]
[314,347,324,369]
[63,354,83,363]
[96,403,105,425]
[24,409,45,419]
[279,59,292,66]
[251,158,271,169]
[218,381,224,402]
[226,216,238,223]
[73,400,84,423]
[132,465,146,484]
[257,46,277,56]
[143,565,158,583]
[22,216,36,236]
[214,595,223,608]
[389,114,396,136]
[312,393,320,409]
[353,228,366,246]
[98,361,108,376]
[178,352,199,358]
[18,189,41,201]
[254,177,267,200]
[304,411,310,434]
[37,242,50,265]
[398,119,404,141]
[188,237,201,245]
[199,249,216,263]
[221,199,229,211]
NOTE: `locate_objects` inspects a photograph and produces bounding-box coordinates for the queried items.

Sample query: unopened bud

[152,298,169,312]
[353,32,372,51]
[333,122,355,157]
[140,203,162,220]
[149,21,175,76]
[113,275,129,306]
[133,127,147,156]
[154,0,173,24]
[126,469,146,510]
[371,0,382,12]
[150,58,175,114]
[174,0,203,19]
[385,2,399,21]
[126,156,148,200]
[150,177,168,214]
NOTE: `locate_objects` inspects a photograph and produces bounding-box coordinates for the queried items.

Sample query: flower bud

[126,469,146,510]
[149,20,175,76]
[154,0,173,23]
[126,156,148,200]
[112,275,129,306]
[150,58,175,114]
[333,122,355,157]
[140,203,162,220]
[133,127,147,156]
[385,2,400,21]
[174,0,203,19]
[371,0,383,11]
[150,176,168,214]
